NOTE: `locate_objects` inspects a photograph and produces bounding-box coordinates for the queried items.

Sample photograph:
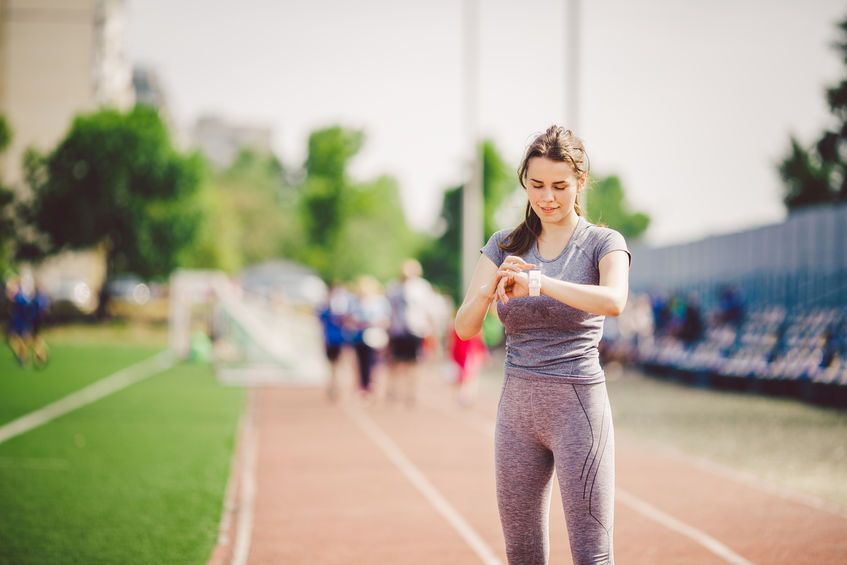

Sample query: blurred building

[0,0,133,188]
[0,0,133,308]
[131,65,166,110]
[191,114,273,169]
[131,64,182,145]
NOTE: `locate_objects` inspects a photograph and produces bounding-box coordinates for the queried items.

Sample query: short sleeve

[481,229,509,267]
[596,228,631,266]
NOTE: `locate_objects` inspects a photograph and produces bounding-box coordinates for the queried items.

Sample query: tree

[25,105,206,281]
[420,140,516,301]
[779,15,847,209]
[181,148,303,273]
[291,125,425,283]
[332,175,427,282]
[584,174,650,240]
[0,115,15,274]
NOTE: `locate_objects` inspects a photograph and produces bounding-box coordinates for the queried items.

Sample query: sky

[126,0,846,246]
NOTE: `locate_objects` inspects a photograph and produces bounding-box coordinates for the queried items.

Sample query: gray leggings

[495,371,615,565]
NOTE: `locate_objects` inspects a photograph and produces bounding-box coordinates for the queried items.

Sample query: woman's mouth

[540,206,558,213]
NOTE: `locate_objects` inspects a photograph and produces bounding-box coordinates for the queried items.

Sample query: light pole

[565,0,584,215]
[566,0,580,134]
[461,0,483,295]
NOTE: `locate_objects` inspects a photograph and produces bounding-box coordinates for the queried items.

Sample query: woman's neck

[537,213,580,259]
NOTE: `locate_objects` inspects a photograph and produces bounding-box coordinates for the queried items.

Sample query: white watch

[528,269,541,296]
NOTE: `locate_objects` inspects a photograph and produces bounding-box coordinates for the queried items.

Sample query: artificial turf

[0,335,244,565]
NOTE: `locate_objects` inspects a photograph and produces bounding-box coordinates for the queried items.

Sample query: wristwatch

[528,269,541,296]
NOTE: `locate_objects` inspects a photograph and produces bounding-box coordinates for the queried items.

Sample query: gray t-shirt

[481,216,630,383]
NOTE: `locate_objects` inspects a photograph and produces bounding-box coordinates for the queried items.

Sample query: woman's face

[526,157,583,227]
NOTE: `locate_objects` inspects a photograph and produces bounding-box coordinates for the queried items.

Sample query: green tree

[420,140,516,301]
[779,14,847,209]
[584,174,650,240]
[291,125,424,283]
[299,127,363,246]
[420,184,462,299]
[0,115,15,274]
[182,148,303,273]
[25,105,206,281]
[333,175,427,282]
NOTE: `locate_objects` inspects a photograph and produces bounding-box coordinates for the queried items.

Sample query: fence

[629,203,847,310]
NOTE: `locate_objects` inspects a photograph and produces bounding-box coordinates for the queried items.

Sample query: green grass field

[607,371,847,508]
[0,324,245,565]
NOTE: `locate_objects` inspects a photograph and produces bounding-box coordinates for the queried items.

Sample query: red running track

[209,362,847,565]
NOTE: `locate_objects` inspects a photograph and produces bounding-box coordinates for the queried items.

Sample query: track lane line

[419,395,755,565]
[231,389,258,565]
[0,351,172,445]
[615,489,754,565]
[344,402,502,565]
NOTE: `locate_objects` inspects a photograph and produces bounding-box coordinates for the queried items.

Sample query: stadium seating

[623,302,847,407]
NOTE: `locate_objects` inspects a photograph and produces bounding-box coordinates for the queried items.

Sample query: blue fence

[629,203,847,311]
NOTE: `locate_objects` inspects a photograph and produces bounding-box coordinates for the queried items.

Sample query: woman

[348,275,390,399]
[454,125,630,565]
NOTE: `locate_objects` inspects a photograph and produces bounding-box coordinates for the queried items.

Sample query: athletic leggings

[495,370,615,565]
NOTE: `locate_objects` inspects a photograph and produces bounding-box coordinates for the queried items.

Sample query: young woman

[454,125,630,565]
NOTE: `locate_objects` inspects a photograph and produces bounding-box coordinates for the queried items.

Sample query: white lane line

[344,403,502,565]
[624,439,847,520]
[0,351,172,445]
[420,397,755,565]
[231,389,258,565]
[616,489,755,565]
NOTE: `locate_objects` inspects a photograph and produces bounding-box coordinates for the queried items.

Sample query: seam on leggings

[587,393,612,535]
[574,384,613,538]
[583,390,608,500]
[497,374,510,414]
[530,379,545,448]
[573,384,596,482]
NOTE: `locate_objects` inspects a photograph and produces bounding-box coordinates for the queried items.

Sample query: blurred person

[318,283,351,401]
[716,284,745,327]
[448,325,489,406]
[385,259,437,407]
[347,276,390,400]
[5,276,29,365]
[27,282,51,368]
[648,287,670,336]
[454,125,630,565]
[677,292,704,347]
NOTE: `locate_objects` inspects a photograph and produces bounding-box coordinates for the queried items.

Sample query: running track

[209,359,847,565]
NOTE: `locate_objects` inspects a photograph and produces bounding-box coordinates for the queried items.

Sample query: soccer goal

[169,269,328,386]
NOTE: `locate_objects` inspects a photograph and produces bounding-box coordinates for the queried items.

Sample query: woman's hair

[499,125,590,255]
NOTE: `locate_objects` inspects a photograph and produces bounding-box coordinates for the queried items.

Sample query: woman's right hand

[495,255,535,304]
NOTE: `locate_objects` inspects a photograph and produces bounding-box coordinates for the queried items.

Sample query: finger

[505,256,536,270]
[497,279,509,304]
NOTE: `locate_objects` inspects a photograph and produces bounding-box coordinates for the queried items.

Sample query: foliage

[0,115,10,151]
[181,148,301,274]
[291,126,423,283]
[22,116,426,285]
[420,140,517,301]
[0,115,14,274]
[584,174,651,240]
[25,105,206,280]
[779,15,847,209]
[420,185,462,299]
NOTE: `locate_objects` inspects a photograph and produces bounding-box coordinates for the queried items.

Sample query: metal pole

[461,0,483,295]
[566,0,580,133]
[565,0,584,214]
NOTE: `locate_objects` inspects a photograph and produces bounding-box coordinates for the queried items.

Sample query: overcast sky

[126,0,845,246]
